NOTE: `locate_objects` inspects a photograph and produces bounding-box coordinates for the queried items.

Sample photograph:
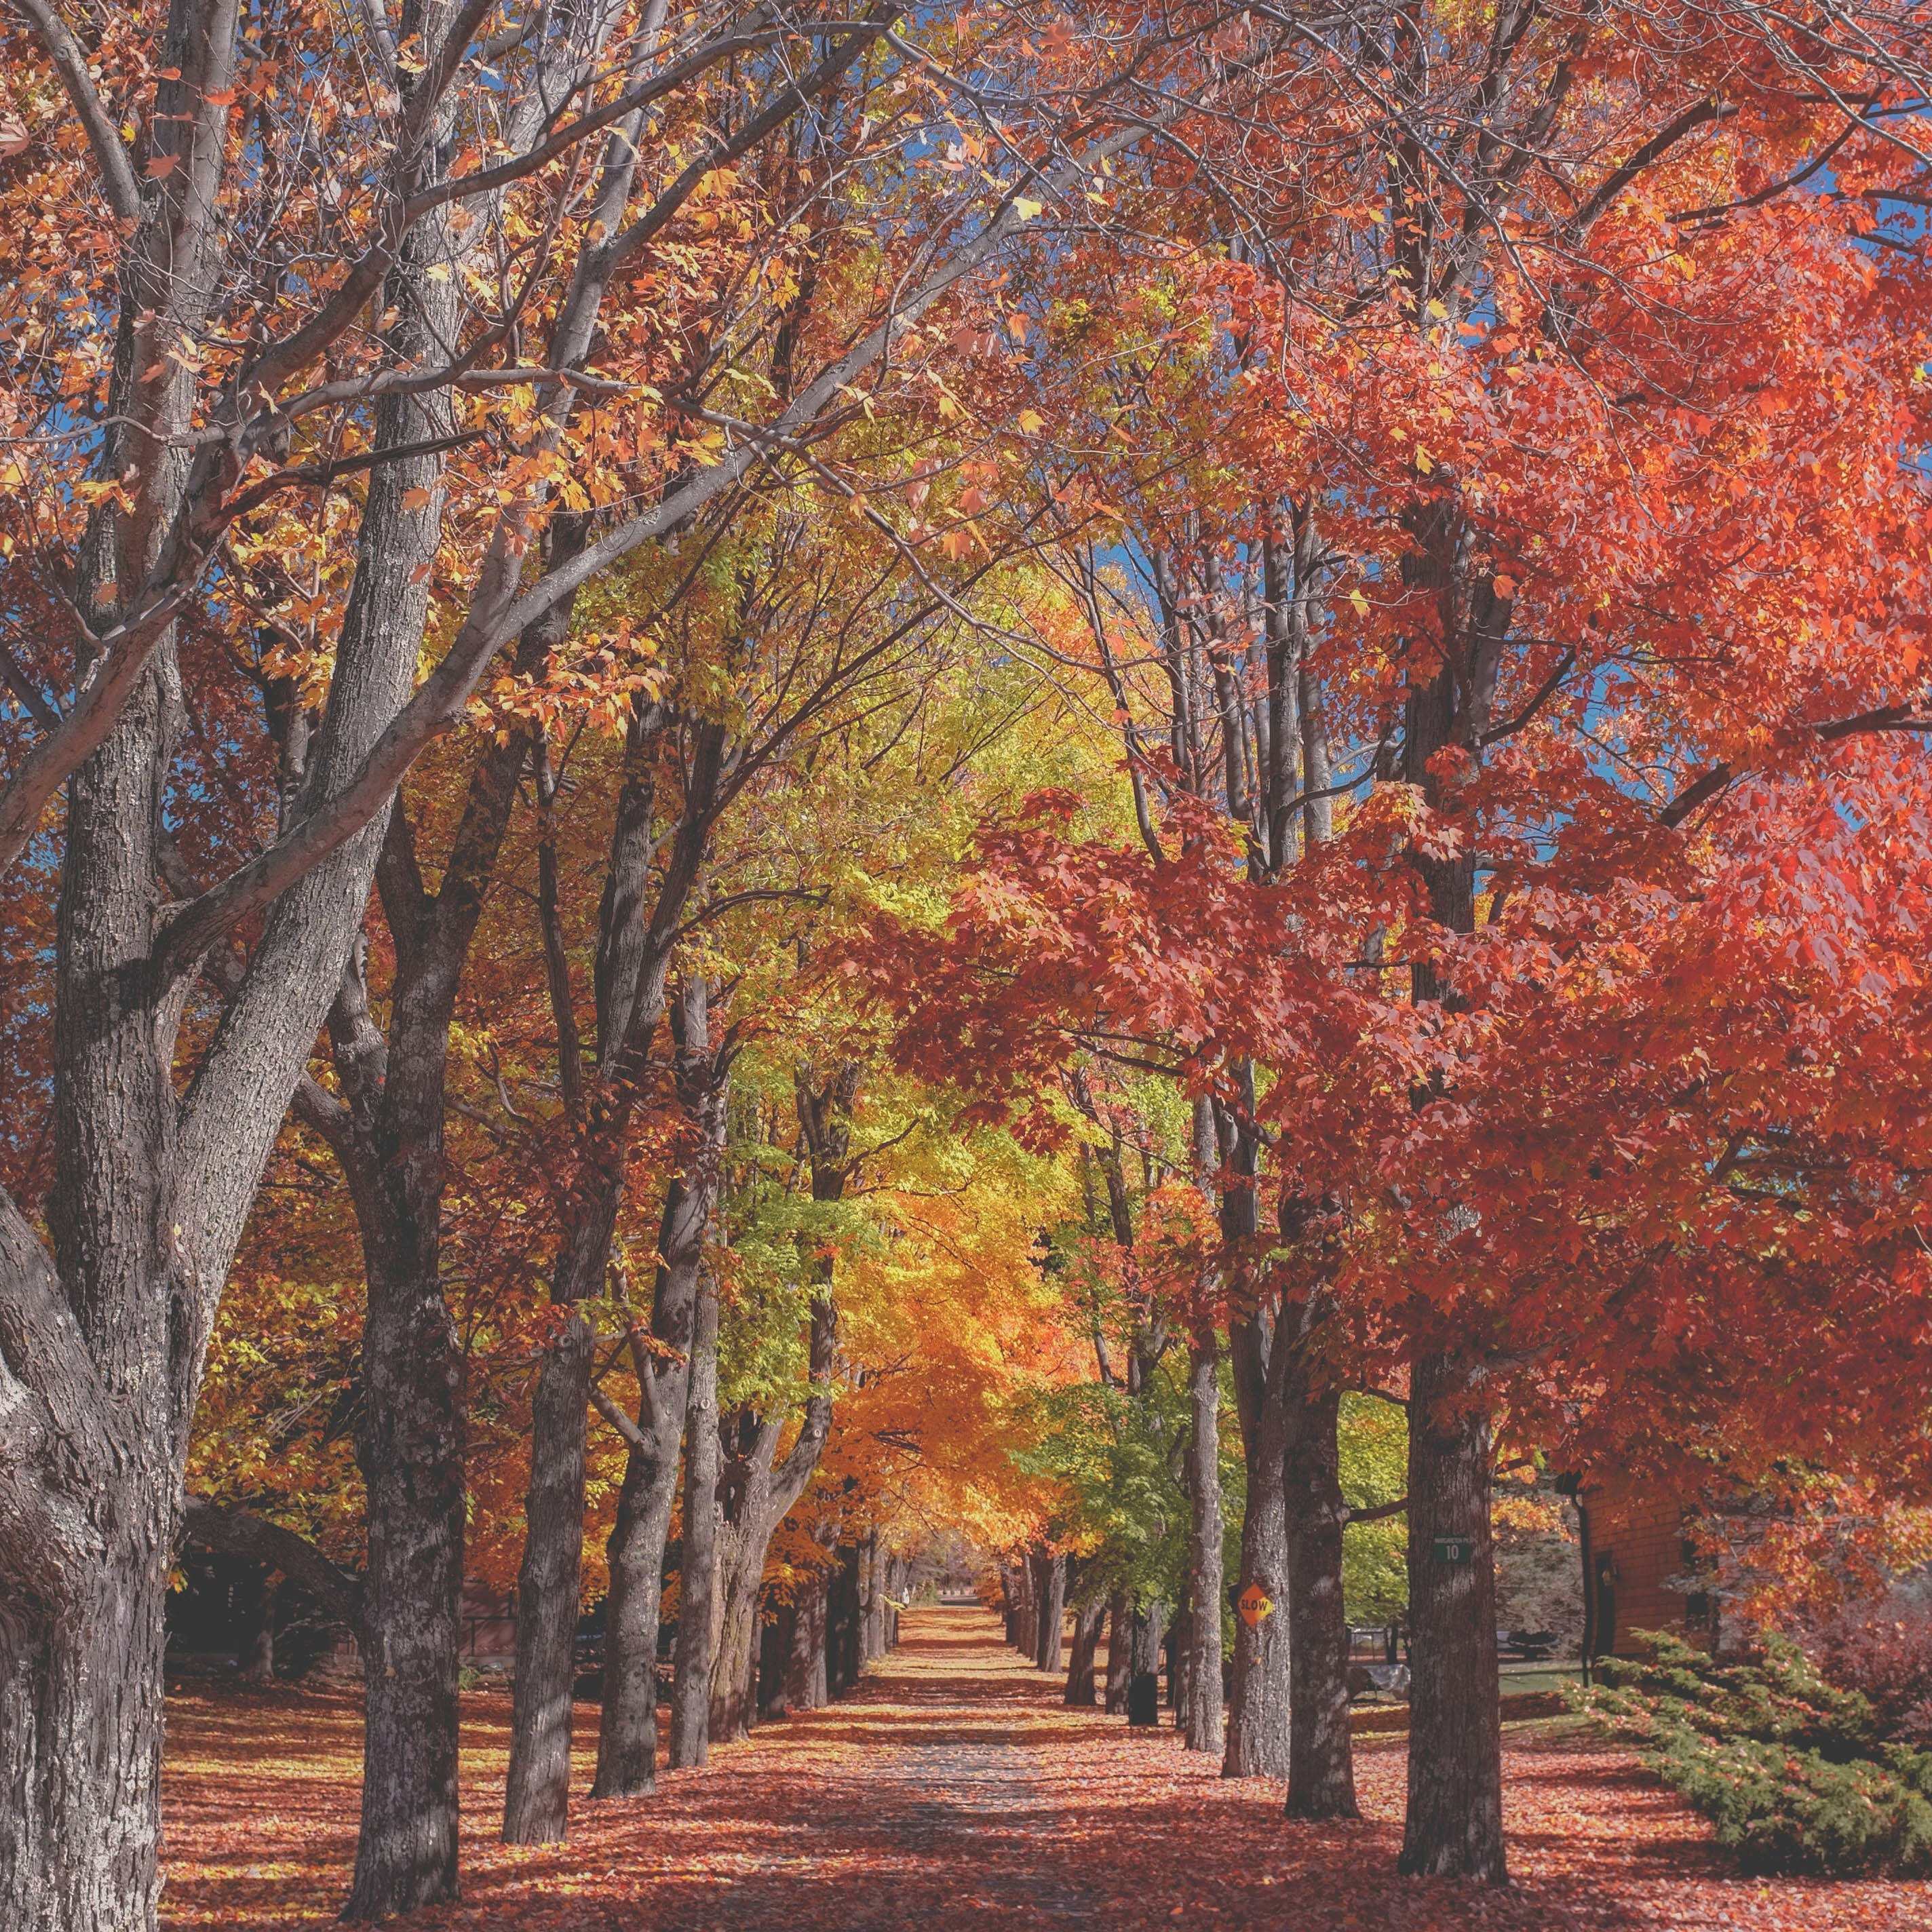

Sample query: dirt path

[161,1604,1928,1929]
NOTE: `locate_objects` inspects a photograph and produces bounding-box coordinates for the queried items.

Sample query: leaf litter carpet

[162,1605,1929,1929]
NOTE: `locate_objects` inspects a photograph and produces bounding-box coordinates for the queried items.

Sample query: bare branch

[7,0,142,220]
[590,1383,650,1452]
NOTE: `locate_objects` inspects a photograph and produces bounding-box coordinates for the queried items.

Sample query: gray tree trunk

[1284,1369,1358,1818]
[707,1283,836,1743]
[1394,501,1506,1878]
[787,1570,830,1709]
[1216,1084,1293,1780]
[670,1262,722,1767]
[1399,1351,1505,1879]
[500,1311,596,1840]
[1104,1592,1132,1714]
[703,1060,853,1735]
[590,980,731,1799]
[1032,1550,1065,1672]
[1221,1304,1292,1777]
[1016,1552,1040,1660]
[1127,1602,1166,1726]
[1184,1334,1225,1753]
[1064,1596,1104,1705]
[0,9,931,1920]
[864,1528,887,1663]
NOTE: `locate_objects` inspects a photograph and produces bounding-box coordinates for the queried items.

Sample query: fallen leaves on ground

[161,1607,1932,1929]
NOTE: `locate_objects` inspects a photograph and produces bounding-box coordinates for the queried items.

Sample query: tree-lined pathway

[160,1606,1923,1930]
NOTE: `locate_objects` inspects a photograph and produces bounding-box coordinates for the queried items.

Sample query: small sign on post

[1237,1582,1275,1627]
[1431,1535,1474,1564]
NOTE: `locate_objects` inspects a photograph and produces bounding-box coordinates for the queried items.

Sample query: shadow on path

[163,1604,1929,1931]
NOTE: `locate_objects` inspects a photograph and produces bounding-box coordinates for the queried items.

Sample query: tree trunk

[827,1541,862,1696]
[710,1545,756,1739]
[703,1059,850,1737]
[1127,1602,1165,1726]
[1184,1333,1225,1753]
[1222,1310,1292,1778]
[1064,1597,1104,1705]
[711,1491,769,1739]
[863,1528,887,1663]
[589,980,730,1799]
[1399,1350,1505,1880]
[1003,1566,1020,1646]
[788,1566,830,1709]
[590,1438,672,1798]
[0,9,423,1912]
[1168,1589,1189,1716]
[757,1601,792,1718]
[1032,1551,1065,1672]
[242,1573,279,1684]
[1016,1552,1040,1660]
[0,1448,174,1932]
[669,1264,721,1768]
[708,1458,775,1743]
[349,1237,465,1916]
[1104,1592,1132,1714]
[501,1310,595,1842]
[1283,1370,1357,1819]
[708,1279,838,1742]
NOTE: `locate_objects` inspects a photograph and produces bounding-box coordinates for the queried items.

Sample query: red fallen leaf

[159,1606,1930,1930]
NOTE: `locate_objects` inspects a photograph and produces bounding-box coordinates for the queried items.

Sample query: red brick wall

[1581,1471,1700,1655]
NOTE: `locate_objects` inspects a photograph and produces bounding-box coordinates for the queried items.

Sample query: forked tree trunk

[589,1386,679,1797]
[1064,1598,1104,1705]
[1399,1350,1505,1880]
[590,984,729,1800]
[704,1060,851,1735]
[0,5,452,1916]
[1283,1367,1357,1819]
[522,709,730,1818]
[669,1263,722,1768]
[711,1479,766,1744]
[708,1279,838,1742]
[1104,1592,1132,1714]
[1033,1551,1065,1672]
[1184,1332,1225,1754]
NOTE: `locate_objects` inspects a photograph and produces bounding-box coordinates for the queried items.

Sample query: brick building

[1571,1468,1719,1669]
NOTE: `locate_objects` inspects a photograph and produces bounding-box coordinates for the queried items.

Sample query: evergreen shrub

[1574,1631,1932,1875]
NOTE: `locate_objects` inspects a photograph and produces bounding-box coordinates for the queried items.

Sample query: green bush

[1574,1631,1932,1876]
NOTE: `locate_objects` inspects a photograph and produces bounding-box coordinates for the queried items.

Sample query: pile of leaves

[1577,1631,1932,1876]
